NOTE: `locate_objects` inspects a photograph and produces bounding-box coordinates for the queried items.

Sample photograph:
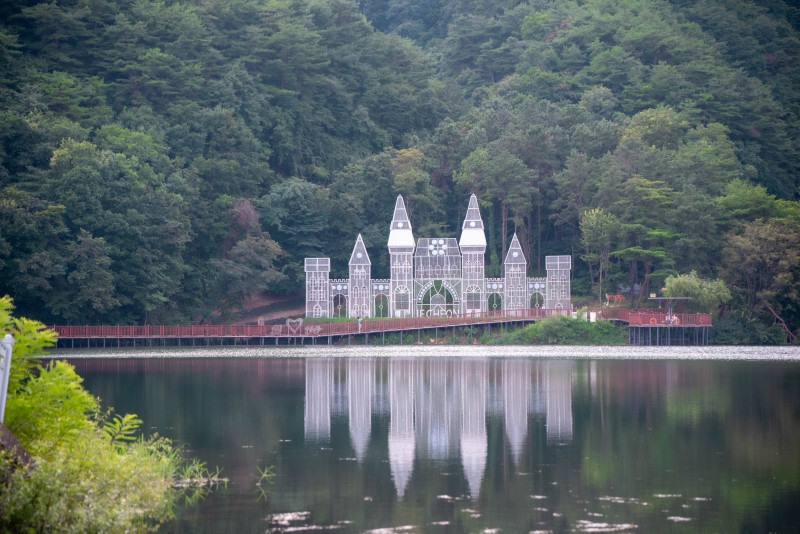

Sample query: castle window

[466,291,481,310]
[395,287,410,310]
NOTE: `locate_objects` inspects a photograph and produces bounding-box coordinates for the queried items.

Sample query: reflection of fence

[54,308,572,340]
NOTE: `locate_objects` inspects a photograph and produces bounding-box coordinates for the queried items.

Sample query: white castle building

[305,194,571,318]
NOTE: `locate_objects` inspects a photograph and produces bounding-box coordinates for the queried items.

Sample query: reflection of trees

[75,358,305,490]
[726,365,800,474]
[578,361,800,533]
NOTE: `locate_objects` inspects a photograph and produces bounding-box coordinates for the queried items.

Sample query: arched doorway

[421,281,456,317]
[487,293,502,314]
[374,294,389,318]
[333,294,348,318]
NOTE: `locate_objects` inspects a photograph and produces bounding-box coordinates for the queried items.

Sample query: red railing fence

[52,308,712,340]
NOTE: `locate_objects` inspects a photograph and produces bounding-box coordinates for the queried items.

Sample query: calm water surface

[66,346,800,533]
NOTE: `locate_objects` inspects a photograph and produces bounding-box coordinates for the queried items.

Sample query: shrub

[712,311,786,345]
[0,296,213,532]
[515,315,627,345]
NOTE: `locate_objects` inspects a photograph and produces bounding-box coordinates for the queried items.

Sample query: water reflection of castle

[304,358,575,500]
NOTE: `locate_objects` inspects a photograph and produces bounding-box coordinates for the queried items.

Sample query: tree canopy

[0,0,798,340]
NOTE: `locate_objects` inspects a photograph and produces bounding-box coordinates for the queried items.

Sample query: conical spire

[349,234,371,265]
[462,194,484,231]
[388,195,415,251]
[504,233,526,265]
[459,194,486,251]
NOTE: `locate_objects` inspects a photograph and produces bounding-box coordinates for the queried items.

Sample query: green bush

[514,315,627,345]
[0,296,212,532]
[712,311,787,345]
[0,433,179,532]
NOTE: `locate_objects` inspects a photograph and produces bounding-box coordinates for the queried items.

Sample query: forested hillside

[1,0,798,341]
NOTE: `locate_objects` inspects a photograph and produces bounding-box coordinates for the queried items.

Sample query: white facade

[305,195,571,318]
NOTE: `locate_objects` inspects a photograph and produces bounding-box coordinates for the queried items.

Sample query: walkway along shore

[52,308,712,349]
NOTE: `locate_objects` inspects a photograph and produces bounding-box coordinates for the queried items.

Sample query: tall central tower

[459,194,487,315]
[388,196,415,317]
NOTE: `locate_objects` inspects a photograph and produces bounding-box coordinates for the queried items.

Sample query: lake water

[65,346,800,533]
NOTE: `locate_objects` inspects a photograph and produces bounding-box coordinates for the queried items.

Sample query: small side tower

[545,255,572,310]
[305,257,331,318]
[459,194,487,315]
[503,233,527,312]
[387,196,415,317]
[348,234,371,318]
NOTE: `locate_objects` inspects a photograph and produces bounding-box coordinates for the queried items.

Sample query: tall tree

[580,207,621,304]
[662,270,731,315]
[721,219,800,343]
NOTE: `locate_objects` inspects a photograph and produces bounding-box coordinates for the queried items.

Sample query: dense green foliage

[0,0,798,340]
[663,270,731,312]
[482,314,628,345]
[0,296,210,531]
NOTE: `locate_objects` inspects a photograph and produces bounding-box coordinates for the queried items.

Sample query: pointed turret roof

[388,195,415,251]
[459,194,487,250]
[349,234,371,266]
[504,233,526,266]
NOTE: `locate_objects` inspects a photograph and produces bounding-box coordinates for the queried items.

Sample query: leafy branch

[102,413,143,448]
[255,464,276,501]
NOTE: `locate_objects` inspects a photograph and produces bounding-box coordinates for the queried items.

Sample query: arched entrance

[333,294,348,318]
[487,293,502,314]
[421,281,456,317]
[374,294,389,318]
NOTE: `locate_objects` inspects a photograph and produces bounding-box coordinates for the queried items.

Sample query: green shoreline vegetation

[483,315,628,345]
[332,314,629,346]
[317,311,785,346]
[0,296,222,532]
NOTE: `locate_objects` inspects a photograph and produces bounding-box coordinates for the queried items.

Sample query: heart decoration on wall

[286,318,304,335]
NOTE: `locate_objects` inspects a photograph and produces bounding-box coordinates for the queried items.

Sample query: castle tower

[504,233,527,312]
[545,255,572,310]
[388,196,415,317]
[304,257,331,318]
[459,194,487,315]
[348,234,371,318]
